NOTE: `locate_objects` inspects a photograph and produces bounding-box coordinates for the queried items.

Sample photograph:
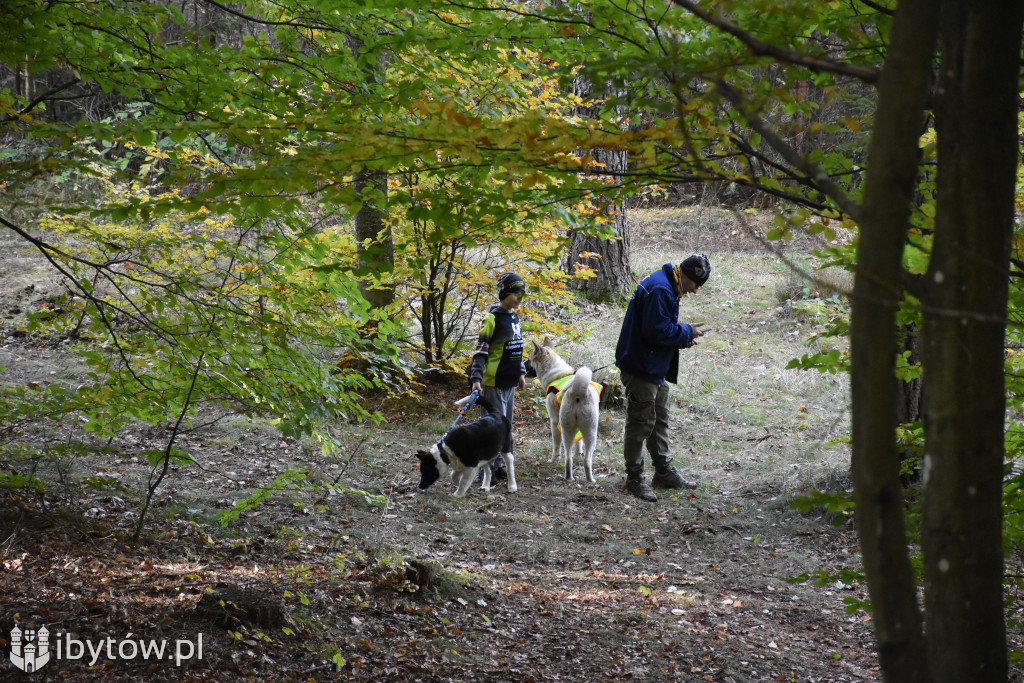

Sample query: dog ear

[543,336,555,348]
[416,450,440,490]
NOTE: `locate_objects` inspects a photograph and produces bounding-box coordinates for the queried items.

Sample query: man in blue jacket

[615,254,711,502]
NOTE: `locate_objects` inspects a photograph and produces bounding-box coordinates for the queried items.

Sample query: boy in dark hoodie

[468,272,527,483]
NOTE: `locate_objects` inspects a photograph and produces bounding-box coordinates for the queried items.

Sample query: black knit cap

[679,253,711,286]
[497,272,526,301]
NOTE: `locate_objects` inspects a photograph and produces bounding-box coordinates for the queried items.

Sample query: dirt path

[310,391,877,682]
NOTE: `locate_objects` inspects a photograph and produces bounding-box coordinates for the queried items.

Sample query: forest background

[1,1,1023,681]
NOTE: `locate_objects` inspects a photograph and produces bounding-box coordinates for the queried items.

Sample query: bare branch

[715,80,862,222]
[4,78,81,120]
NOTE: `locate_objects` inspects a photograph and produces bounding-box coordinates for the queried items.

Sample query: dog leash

[438,389,479,443]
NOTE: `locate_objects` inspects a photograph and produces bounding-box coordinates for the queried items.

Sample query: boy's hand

[518,375,526,391]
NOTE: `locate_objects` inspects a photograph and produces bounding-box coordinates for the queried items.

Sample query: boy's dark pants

[482,384,516,467]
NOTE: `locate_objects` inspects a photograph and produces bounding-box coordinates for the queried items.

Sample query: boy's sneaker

[651,466,698,490]
[626,476,658,502]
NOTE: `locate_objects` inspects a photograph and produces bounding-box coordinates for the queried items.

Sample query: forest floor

[1,207,1022,682]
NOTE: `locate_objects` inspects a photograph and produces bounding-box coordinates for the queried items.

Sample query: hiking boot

[651,466,698,490]
[626,476,658,502]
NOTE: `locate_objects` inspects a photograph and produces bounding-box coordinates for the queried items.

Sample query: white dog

[529,338,601,483]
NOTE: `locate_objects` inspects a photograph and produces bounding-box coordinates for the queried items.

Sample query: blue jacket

[615,264,696,385]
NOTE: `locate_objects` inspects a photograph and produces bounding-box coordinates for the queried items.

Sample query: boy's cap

[679,253,711,286]
[497,272,526,300]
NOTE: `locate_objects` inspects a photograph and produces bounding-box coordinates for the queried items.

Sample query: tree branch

[855,0,896,17]
[670,0,881,84]
[6,78,81,119]
[714,80,862,221]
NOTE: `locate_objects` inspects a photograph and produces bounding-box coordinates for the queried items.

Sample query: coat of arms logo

[10,624,51,673]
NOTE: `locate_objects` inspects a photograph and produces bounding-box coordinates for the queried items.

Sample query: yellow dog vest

[546,375,604,443]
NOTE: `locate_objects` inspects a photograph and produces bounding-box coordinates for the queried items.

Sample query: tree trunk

[895,328,922,427]
[849,0,937,680]
[354,169,394,310]
[347,33,394,311]
[568,74,633,299]
[919,1,1021,679]
[896,326,923,481]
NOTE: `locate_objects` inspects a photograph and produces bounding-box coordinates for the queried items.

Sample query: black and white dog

[415,394,517,496]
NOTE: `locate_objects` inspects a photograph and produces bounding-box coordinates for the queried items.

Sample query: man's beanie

[497,272,526,300]
[680,253,711,286]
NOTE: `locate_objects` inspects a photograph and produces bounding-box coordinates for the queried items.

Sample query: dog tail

[567,366,593,399]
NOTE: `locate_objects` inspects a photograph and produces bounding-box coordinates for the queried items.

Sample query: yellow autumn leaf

[521,173,547,189]
[841,116,862,132]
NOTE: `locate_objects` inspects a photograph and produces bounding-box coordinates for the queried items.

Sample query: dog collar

[435,440,451,465]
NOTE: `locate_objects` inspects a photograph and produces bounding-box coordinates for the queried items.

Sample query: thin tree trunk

[896,327,923,481]
[919,1,1022,679]
[850,0,937,680]
[895,329,922,427]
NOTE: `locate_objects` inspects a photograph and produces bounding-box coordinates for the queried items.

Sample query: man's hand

[684,322,706,348]
[472,381,483,394]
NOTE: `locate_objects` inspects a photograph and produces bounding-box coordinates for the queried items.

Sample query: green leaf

[786,349,847,374]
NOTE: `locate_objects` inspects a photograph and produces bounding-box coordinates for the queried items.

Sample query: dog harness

[546,374,603,443]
